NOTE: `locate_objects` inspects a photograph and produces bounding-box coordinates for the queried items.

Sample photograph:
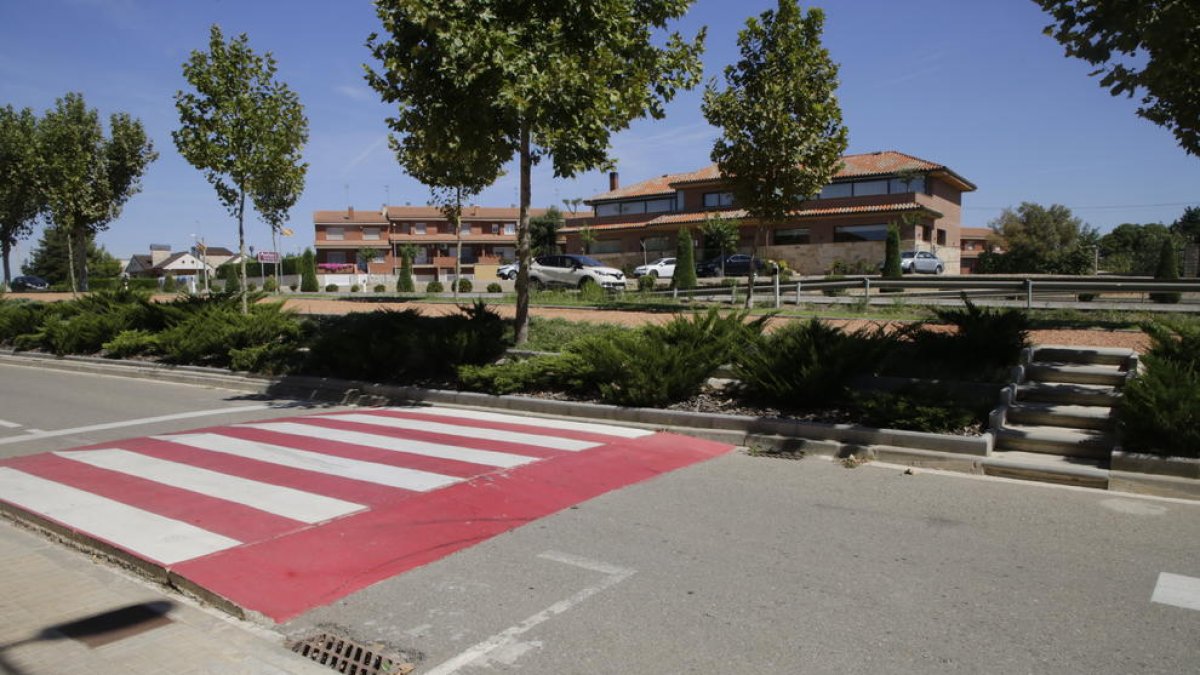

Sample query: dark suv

[10,275,49,291]
[696,254,767,277]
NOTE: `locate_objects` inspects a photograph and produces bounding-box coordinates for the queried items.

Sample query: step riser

[1026,369,1126,387]
[1007,410,1112,431]
[1032,349,1130,367]
[994,435,1112,460]
[1018,390,1118,407]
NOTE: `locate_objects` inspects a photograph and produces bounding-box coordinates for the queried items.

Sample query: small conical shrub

[672,226,697,290]
[1149,239,1181,304]
[300,249,319,292]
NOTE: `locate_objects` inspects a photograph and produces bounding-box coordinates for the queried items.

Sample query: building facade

[313,205,547,282]
[561,150,976,276]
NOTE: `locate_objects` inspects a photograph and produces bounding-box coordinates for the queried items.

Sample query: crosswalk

[0,405,728,620]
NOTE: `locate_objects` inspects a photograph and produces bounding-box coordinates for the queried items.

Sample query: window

[461,223,471,235]
[362,227,380,240]
[326,227,344,241]
[643,236,671,252]
[490,223,500,235]
[645,198,674,213]
[819,182,852,199]
[414,222,427,235]
[595,203,620,217]
[618,201,646,215]
[703,191,735,207]
[936,229,947,246]
[889,176,925,194]
[853,180,888,196]
[834,224,889,242]
[327,251,347,264]
[774,228,810,245]
[592,240,621,254]
[504,222,516,235]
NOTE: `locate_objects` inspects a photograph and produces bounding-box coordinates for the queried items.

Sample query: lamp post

[191,233,210,294]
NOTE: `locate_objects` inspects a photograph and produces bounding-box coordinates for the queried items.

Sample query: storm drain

[290,632,413,675]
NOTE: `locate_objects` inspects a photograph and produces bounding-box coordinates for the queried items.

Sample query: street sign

[256,251,280,263]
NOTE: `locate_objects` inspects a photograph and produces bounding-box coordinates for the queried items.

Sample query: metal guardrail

[636,274,1200,309]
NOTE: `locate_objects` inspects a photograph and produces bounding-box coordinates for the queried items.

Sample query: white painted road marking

[0,419,21,429]
[391,406,655,438]
[56,449,365,523]
[329,413,599,452]
[157,432,462,492]
[1151,572,1200,612]
[241,421,543,467]
[0,404,277,446]
[0,467,241,564]
[423,551,636,675]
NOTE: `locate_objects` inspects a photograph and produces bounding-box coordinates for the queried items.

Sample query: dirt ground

[280,298,1153,353]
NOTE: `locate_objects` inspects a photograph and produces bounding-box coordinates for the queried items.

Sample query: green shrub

[637,275,656,292]
[351,284,361,293]
[162,274,178,293]
[0,300,50,345]
[1117,356,1199,458]
[397,248,415,292]
[885,297,1029,382]
[733,318,891,408]
[306,301,507,382]
[1149,238,1181,304]
[247,282,258,292]
[373,284,386,293]
[457,278,473,293]
[102,329,160,358]
[850,385,985,433]
[459,352,594,395]
[578,280,607,302]
[221,265,240,294]
[486,282,502,293]
[155,301,304,370]
[289,284,298,292]
[5,289,160,355]
[325,283,339,292]
[672,226,697,290]
[263,277,279,292]
[426,280,444,293]
[300,249,319,292]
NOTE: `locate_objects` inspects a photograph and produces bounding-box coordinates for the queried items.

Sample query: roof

[588,150,975,202]
[385,205,547,220]
[959,227,993,239]
[313,209,389,225]
[561,202,942,233]
[202,246,236,257]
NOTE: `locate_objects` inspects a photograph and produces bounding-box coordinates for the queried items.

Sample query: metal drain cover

[290,632,413,675]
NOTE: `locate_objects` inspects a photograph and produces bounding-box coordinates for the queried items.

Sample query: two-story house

[313,205,547,282]
[561,150,975,276]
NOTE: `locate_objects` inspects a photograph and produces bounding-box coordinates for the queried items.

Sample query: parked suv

[633,257,676,279]
[9,275,48,291]
[696,254,767,277]
[529,254,626,290]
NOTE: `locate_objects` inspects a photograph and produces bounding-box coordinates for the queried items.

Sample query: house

[124,243,242,280]
[313,205,547,282]
[560,150,976,276]
[959,227,997,274]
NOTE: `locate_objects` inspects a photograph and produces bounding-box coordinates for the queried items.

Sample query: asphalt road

[2,364,1197,673]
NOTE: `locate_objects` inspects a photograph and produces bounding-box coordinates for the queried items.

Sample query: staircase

[988,345,1138,485]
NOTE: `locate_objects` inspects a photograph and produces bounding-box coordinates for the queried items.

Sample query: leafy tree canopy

[23,225,121,284]
[1035,0,1200,156]
[1098,221,1177,275]
[0,105,44,286]
[1172,205,1200,243]
[981,202,1098,274]
[530,206,564,256]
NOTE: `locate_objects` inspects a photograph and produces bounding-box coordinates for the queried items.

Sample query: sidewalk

[0,521,328,675]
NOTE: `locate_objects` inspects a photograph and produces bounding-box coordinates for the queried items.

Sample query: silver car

[900,251,944,274]
[529,254,625,289]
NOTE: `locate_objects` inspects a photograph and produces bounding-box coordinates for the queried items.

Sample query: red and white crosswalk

[0,406,731,621]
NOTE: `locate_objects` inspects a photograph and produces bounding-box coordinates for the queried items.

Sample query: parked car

[529,254,626,290]
[633,257,676,279]
[9,275,48,291]
[695,254,767,277]
[496,262,519,280]
[881,251,944,274]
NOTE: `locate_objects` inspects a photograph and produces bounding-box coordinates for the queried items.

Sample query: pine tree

[222,263,241,294]
[397,245,415,293]
[672,227,697,290]
[881,223,903,292]
[1149,238,1181,303]
[299,248,318,292]
[23,225,120,284]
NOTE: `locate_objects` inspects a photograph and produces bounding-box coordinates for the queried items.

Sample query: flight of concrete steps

[988,345,1138,485]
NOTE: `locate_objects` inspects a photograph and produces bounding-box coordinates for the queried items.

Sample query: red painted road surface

[0,406,732,621]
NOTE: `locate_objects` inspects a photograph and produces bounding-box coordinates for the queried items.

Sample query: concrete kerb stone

[1111,448,1200,480]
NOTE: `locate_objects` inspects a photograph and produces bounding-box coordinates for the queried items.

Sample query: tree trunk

[453,189,462,302]
[2,240,11,287]
[76,230,90,292]
[744,226,761,309]
[238,190,248,315]
[271,228,280,293]
[514,123,532,345]
[65,228,79,296]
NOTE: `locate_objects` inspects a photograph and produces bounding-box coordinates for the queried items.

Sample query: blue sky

[2,0,1198,265]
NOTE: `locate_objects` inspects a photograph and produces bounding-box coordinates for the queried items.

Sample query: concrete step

[1025,362,1127,387]
[1016,382,1120,407]
[983,451,1109,489]
[1032,345,1135,367]
[1006,402,1113,431]
[993,424,1114,460]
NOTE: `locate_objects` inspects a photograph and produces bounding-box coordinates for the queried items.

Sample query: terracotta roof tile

[313,209,389,224]
[385,205,547,220]
[562,203,940,234]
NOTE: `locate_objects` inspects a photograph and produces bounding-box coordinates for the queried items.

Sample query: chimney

[609,171,619,191]
[347,205,354,219]
[149,243,171,266]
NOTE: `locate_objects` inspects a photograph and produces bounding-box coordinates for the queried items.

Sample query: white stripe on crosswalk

[56,449,365,524]
[384,406,655,439]
[156,433,461,492]
[240,422,544,466]
[326,413,600,452]
[0,467,240,565]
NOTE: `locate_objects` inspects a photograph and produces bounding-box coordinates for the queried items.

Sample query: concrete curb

[3,350,1196,500]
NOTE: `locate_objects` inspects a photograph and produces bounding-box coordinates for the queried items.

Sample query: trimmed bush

[672,226,697,290]
[221,265,240,294]
[850,385,985,433]
[263,277,279,292]
[1149,238,1181,304]
[1117,320,1200,458]
[300,249,319,292]
[397,248,415,292]
[426,280,444,293]
[351,284,361,293]
[325,283,339,292]
[637,275,656,292]
[162,274,178,293]
[885,297,1029,382]
[486,282,502,293]
[374,284,387,293]
[457,278,473,293]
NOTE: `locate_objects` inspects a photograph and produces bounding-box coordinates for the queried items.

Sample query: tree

[881,222,902,287]
[1149,238,1181,303]
[578,225,597,255]
[299,248,318,292]
[1035,1,1200,157]
[366,1,705,343]
[356,246,379,272]
[0,105,44,288]
[561,198,584,218]
[1171,206,1200,244]
[39,93,156,292]
[700,213,741,275]
[530,207,564,256]
[23,225,121,284]
[702,0,848,307]
[672,227,697,290]
[175,25,309,314]
[1098,222,1176,274]
[397,244,416,292]
[980,202,1098,274]
[221,263,240,294]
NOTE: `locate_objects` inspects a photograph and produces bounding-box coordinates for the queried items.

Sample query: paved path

[0,406,730,622]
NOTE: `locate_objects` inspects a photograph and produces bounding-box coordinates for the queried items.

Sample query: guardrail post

[794,279,802,305]
[863,277,870,300]
[673,286,678,302]
[773,274,780,308]
[1025,278,1033,310]
[730,281,737,305]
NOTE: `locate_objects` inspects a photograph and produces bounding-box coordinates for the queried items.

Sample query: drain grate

[290,632,413,675]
